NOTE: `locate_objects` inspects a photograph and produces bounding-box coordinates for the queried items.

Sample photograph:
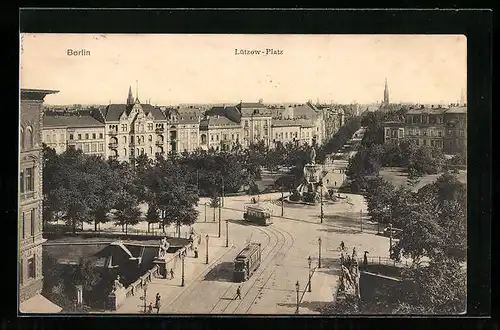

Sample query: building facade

[19,88,58,303]
[42,115,106,157]
[382,105,467,154]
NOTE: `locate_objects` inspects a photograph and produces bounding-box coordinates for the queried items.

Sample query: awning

[20,294,62,314]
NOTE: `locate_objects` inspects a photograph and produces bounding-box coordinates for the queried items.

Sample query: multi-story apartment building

[164,108,201,154]
[199,114,241,151]
[443,106,467,154]
[19,88,62,312]
[382,104,467,154]
[238,102,273,148]
[42,115,106,157]
[271,120,302,146]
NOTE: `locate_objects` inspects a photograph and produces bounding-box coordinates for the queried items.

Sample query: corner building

[19,89,61,312]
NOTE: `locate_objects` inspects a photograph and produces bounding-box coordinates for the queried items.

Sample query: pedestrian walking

[352,247,357,259]
[155,293,161,314]
[194,246,199,258]
[235,286,242,300]
[340,253,345,266]
[363,251,369,266]
[170,268,175,279]
[148,302,153,314]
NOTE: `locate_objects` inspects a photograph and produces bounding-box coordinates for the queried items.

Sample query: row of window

[410,138,444,148]
[68,132,104,140]
[406,115,444,125]
[74,143,105,153]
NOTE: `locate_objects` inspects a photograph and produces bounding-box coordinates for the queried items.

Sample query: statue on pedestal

[111,275,124,293]
[309,147,316,165]
[157,237,170,259]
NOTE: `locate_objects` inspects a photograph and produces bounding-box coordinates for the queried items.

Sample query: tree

[209,195,220,222]
[72,258,102,293]
[113,192,142,234]
[364,176,396,227]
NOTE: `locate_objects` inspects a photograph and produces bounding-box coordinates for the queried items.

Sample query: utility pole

[218,203,221,238]
[226,220,229,247]
[281,185,284,217]
[320,182,324,224]
[389,223,393,258]
[360,210,363,232]
[181,254,185,287]
[204,202,207,222]
[205,235,209,264]
[221,177,225,207]
[318,237,322,268]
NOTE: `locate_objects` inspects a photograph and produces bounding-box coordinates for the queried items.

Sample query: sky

[20,34,467,105]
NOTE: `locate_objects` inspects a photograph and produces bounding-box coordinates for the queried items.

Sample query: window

[21,213,25,239]
[123,136,127,144]
[141,136,145,144]
[216,135,219,141]
[122,124,127,132]
[438,131,442,137]
[31,209,35,237]
[91,143,97,152]
[92,133,96,139]
[211,135,214,141]
[232,134,235,140]
[131,136,134,143]
[78,134,82,140]
[85,133,89,140]
[150,147,153,154]
[148,124,153,131]
[98,143,104,152]
[141,148,144,155]
[20,128,25,149]
[25,167,34,192]
[27,256,35,279]
[26,127,33,149]
[69,134,74,140]
[46,134,51,143]
[148,135,152,142]
[423,139,427,146]
[52,134,57,142]
[416,139,420,146]
[285,132,288,139]
[84,144,90,153]
[422,129,427,136]
[99,133,103,139]
[224,134,227,140]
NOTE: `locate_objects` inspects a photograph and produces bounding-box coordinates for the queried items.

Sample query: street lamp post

[221,177,225,207]
[281,185,284,217]
[204,202,207,222]
[205,234,209,264]
[307,256,312,292]
[218,203,222,238]
[389,222,393,258]
[295,281,300,314]
[360,210,363,232]
[181,254,185,287]
[320,182,324,224]
[318,237,322,268]
[226,220,229,247]
[142,284,148,314]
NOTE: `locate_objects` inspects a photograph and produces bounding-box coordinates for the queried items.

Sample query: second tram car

[243,205,273,226]
[233,243,262,282]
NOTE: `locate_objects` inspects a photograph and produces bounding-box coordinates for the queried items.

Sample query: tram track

[239,225,295,314]
[208,224,284,314]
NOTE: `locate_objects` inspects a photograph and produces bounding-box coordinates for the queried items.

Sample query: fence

[124,265,159,298]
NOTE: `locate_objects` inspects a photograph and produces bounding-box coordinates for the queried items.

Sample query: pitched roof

[200,115,240,127]
[445,106,467,114]
[238,102,267,108]
[206,106,242,123]
[407,107,446,115]
[103,104,130,121]
[271,119,302,127]
[42,115,105,128]
[292,103,319,119]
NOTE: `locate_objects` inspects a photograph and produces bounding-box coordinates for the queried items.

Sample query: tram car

[243,205,273,226]
[233,243,262,282]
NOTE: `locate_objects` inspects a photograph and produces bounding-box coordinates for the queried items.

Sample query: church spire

[383,78,390,105]
[127,86,134,105]
[460,88,466,106]
[135,80,140,103]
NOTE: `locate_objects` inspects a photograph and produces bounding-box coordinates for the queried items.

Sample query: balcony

[155,128,164,133]
[108,142,118,149]
[155,141,164,146]
[108,131,118,136]
[21,191,35,201]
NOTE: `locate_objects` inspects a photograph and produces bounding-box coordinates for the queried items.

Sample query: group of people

[339,242,360,268]
[147,293,162,314]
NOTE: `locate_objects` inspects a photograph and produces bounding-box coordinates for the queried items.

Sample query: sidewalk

[115,236,231,314]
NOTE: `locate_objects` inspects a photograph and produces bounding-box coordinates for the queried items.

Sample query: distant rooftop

[43,114,104,128]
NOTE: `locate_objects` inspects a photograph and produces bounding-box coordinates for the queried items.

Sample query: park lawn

[379,167,467,191]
